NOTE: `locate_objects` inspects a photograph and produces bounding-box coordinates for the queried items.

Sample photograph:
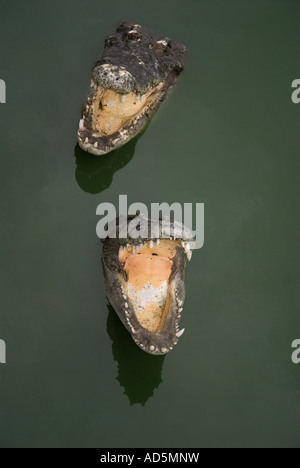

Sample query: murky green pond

[0,0,300,448]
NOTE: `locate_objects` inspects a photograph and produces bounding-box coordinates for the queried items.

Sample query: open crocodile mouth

[78,22,187,156]
[102,215,195,355]
[78,75,166,155]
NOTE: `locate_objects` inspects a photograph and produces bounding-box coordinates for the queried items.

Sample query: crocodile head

[102,214,195,355]
[78,21,187,155]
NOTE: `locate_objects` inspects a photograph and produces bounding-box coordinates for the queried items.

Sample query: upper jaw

[107,214,195,258]
[92,22,187,96]
[102,215,195,355]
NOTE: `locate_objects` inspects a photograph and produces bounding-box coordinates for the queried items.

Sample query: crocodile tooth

[94,142,98,148]
[176,328,185,338]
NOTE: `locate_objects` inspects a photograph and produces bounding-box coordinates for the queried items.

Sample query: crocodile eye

[152,41,168,57]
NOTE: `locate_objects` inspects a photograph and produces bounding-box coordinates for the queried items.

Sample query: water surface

[0,0,300,448]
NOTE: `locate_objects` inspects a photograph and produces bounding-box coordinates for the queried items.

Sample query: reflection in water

[74,135,139,194]
[106,306,165,406]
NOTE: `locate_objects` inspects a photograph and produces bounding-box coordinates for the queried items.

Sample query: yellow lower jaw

[96,88,151,135]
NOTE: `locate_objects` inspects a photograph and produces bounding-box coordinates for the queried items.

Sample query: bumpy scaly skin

[102,215,195,355]
[78,21,187,155]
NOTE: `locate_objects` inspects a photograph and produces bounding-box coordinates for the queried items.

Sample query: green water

[1,0,300,448]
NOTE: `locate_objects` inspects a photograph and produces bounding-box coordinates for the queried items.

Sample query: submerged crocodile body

[78,21,187,155]
[102,215,195,355]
